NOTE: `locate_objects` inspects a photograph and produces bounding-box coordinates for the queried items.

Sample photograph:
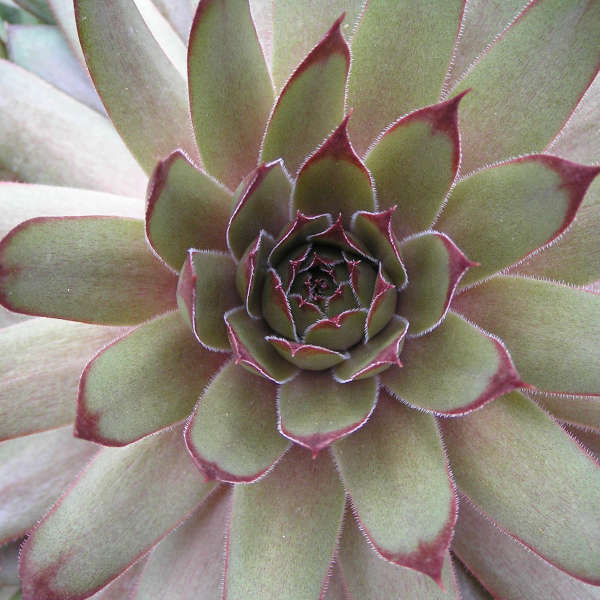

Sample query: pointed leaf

[365,265,397,340]
[236,231,273,318]
[188,0,274,190]
[528,389,600,433]
[266,337,348,371]
[261,268,297,340]
[19,426,217,600]
[332,391,457,584]
[321,563,347,600]
[383,312,523,415]
[348,257,376,307]
[278,371,376,455]
[438,156,600,286]
[146,151,232,271]
[307,215,371,258]
[453,276,600,394]
[185,361,290,483]
[289,295,324,335]
[0,217,177,325]
[326,282,359,317]
[261,15,350,175]
[293,117,375,228]
[441,391,600,585]
[225,445,345,599]
[304,309,366,351]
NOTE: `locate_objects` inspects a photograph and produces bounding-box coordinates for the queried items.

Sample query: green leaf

[86,559,146,600]
[437,156,600,287]
[13,0,55,23]
[185,361,290,483]
[225,445,345,599]
[261,16,349,175]
[332,391,456,584]
[0,318,124,440]
[77,311,226,446]
[528,390,600,433]
[75,0,200,173]
[261,269,297,340]
[188,0,274,190]
[267,337,348,371]
[146,150,232,271]
[452,558,494,600]
[383,312,523,415]
[236,230,273,319]
[451,0,600,174]
[0,217,177,325]
[453,276,600,394]
[0,59,146,196]
[20,425,217,600]
[441,391,600,585]
[346,0,463,155]
[304,309,366,351]
[278,371,376,455]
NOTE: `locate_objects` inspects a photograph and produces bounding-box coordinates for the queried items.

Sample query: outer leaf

[261,15,350,175]
[383,312,523,415]
[452,558,494,600]
[437,156,600,287]
[451,0,600,174]
[441,391,600,585]
[453,276,600,394]
[185,361,290,483]
[528,389,600,433]
[146,150,232,270]
[0,59,146,196]
[88,559,147,600]
[332,391,456,584]
[77,312,226,446]
[1,319,124,441]
[278,371,377,455]
[0,217,177,325]
[225,445,345,599]
[188,0,274,190]
[19,426,217,600]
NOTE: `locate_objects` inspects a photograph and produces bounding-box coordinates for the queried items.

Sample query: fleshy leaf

[0,217,177,325]
[399,232,473,335]
[365,94,468,238]
[266,337,348,371]
[288,295,324,336]
[261,15,349,175]
[146,150,232,271]
[383,312,523,415]
[527,389,600,433]
[326,282,359,317]
[19,426,217,600]
[307,215,371,259]
[452,558,494,600]
[437,155,600,286]
[453,276,600,394]
[333,391,456,584]
[226,161,291,260]
[261,269,297,340]
[365,265,397,340]
[348,257,377,307]
[304,309,366,351]
[188,0,274,190]
[225,445,345,599]
[441,391,600,585]
[278,371,376,455]
[77,312,226,446]
[293,117,375,228]
[185,361,290,483]
[236,231,273,318]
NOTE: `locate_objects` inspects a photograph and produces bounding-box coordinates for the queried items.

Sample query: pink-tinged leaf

[75,0,201,174]
[347,0,463,156]
[365,94,468,239]
[452,557,494,600]
[437,155,600,287]
[176,250,239,351]
[226,161,291,260]
[1,319,125,441]
[0,426,97,544]
[19,425,217,600]
[89,558,147,600]
[146,150,232,271]
[304,309,367,351]
[225,307,297,383]
[453,495,600,600]
[348,256,377,307]
[288,294,324,336]
[0,217,177,325]
[131,487,229,600]
[0,59,146,196]
[225,445,345,599]
[236,231,273,319]
[261,268,297,340]
[527,389,600,433]
[261,15,350,175]
[321,562,347,600]
[450,1,600,174]
[452,276,600,394]
[185,361,290,483]
[399,232,474,336]
[326,282,359,317]
[364,265,397,341]
[332,391,457,585]
[275,243,312,291]
[266,336,348,371]
[440,391,600,585]
[76,311,226,447]
[188,0,274,190]
[338,514,460,600]
[293,117,375,228]
[333,315,408,383]
[307,214,372,259]
[567,427,600,462]
[383,312,524,416]
[278,371,376,456]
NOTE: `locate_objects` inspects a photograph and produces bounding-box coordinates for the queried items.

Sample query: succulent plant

[0,0,599,599]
